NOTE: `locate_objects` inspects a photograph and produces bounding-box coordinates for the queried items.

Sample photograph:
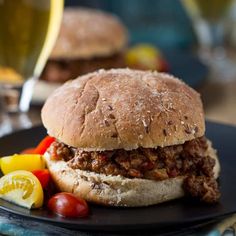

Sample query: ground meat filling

[48,136,220,202]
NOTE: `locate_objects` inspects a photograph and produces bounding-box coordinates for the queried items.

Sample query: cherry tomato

[21,148,35,154]
[48,192,89,218]
[32,170,51,189]
[33,136,55,155]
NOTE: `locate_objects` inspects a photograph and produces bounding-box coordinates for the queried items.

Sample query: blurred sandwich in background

[40,7,128,83]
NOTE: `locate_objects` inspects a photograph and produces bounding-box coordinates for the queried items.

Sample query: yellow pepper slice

[0,154,45,175]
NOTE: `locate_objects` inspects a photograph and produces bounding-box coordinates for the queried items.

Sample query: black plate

[0,121,235,231]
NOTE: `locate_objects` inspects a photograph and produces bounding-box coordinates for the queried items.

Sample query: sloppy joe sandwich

[42,69,220,207]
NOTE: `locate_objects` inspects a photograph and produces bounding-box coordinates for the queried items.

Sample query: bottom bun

[44,140,220,207]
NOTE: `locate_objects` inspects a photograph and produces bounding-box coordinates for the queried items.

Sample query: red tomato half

[48,192,89,218]
[32,169,51,189]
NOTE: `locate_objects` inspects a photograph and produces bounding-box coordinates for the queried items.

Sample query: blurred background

[67,0,196,49]
[64,0,236,125]
[1,0,236,135]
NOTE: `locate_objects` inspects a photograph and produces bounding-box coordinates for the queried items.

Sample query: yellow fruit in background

[0,170,44,209]
[125,44,162,70]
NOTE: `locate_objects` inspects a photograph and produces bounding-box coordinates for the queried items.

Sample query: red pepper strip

[33,136,55,155]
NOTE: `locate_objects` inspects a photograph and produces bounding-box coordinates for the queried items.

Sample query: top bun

[41,69,205,151]
[50,8,128,60]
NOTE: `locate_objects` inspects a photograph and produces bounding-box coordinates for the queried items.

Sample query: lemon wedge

[0,170,44,209]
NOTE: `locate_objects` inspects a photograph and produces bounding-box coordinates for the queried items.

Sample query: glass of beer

[0,0,64,113]
[181,0,235,81]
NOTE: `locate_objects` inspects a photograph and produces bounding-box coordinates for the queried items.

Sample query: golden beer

[0,0,64,84]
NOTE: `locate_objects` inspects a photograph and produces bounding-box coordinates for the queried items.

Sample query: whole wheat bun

[44,140,220,207]
[42,69,205,151]
[50,8,128,60]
